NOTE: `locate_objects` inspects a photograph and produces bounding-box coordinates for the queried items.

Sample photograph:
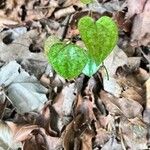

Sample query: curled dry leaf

[0,121,22,149]
[23,128,62,150]
[134,68,150,84]
[75,95,96,123]
[62,0,82,7]
[37,101,57,136]
[54,6,75,19]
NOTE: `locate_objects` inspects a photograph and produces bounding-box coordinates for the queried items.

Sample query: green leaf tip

[80,0,93,4]
[78,15,118,66]
[47,43,88,79]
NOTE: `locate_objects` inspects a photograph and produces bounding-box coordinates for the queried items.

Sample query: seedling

[45,16,118,79]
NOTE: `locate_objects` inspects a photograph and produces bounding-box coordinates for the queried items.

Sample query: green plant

[44,16,118,79]
[46,42,88,79]
[78,16,118,76]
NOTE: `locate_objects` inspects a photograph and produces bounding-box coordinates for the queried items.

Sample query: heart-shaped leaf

[47,43,88,79]
[78,16,118,65]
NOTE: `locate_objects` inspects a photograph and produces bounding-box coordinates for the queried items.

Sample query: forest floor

[0,0,150,149]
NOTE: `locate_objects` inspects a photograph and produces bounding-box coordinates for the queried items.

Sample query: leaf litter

[0,0,150,149]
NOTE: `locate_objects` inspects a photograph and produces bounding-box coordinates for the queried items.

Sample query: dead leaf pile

[0,0,150,149]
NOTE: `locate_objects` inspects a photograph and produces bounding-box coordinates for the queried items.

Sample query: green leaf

[44,35,60,55]
[80,0,93,4]
[78,16,118,65]
[47,43,88,79]
[82,58,99,77]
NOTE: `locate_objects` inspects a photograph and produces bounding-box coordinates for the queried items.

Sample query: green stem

[102,62,109,80]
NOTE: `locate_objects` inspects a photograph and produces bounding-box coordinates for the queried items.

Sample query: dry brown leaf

[54,6,75,19]
[62,0,84,7]
[131,0,150,46]
[94,128,111,147]
[52,83,77,131]
[134,68,150,84]
[0,121,22,149]
[100,90,143,118]
[117,74,145,104]
[62,93,96,150]
[145,77,150,104]
[0,17,18,28]
[0,0,57,25]
[53,83,77,117]
[120,118,147,149]
[36,101,58,136]
[114,11,132,33]
[75,95,96,123]
[6,122,38,142]
[62,114,83,150]
[143,78,150,123]
[23,128,62,150]
[80,128,95,150]
[121,87,144,104]
[127,0,147,18]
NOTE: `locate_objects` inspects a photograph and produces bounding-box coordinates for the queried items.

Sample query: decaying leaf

[0,121,22,150]
[120,118,147,149]
[127,0,147,18]
[52,83,77,131]
[23,128,62,150]
[94,128,111,147]
[0,61,48,114]
[131,0,150,46]
[143,77,150,123]
[100,90,143,118]
[101,136,122,150]
[102,46,128,97]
